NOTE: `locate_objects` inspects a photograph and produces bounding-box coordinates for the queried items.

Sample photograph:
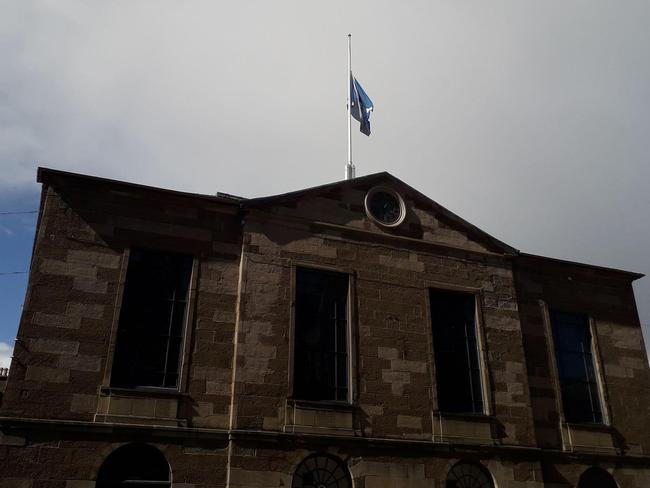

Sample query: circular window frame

[364,186,407,228]
[445,460,495,488]
[291,452,352,488]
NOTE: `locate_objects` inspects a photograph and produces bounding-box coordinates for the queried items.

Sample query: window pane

[336,354,348,398]
[111,249,193,388]
[562,382,591,422]
[170,303,187,337]
[550,310,603,424]
[430,290,483,414]
[556,351,588,381]
[294,268,349,401]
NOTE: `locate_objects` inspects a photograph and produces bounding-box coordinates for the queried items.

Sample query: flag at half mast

[350,74,374,136]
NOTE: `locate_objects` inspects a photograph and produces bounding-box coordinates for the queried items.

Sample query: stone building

[0,167,649,488]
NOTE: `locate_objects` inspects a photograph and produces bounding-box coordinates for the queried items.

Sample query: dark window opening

[578,467,618,488]
[294,268,349,402]
[292,453,352,488]
[97,443,171,488]
[111,248,193,389]
[430,290,483,414]
[550,310,603,424]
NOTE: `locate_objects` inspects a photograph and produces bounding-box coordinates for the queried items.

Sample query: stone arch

[446,460,495,488]
[291,452,352,488]
[97,442,171,488]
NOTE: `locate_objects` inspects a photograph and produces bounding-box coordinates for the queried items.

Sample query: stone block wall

[231,188,536,446]
[1,173,241,429]
[0,431,229,488]
[3,432,650,488]
[226,441,547,488]
[515,255,650,455]
[2,169,649,487]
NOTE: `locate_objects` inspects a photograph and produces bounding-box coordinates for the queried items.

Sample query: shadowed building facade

[0,168,649,487]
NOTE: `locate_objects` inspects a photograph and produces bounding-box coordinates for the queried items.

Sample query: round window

[364,187,406,227]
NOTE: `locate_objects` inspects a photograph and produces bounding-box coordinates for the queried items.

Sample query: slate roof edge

[518,252,644,280]
[37,167,241,206]
[243,172,519,256]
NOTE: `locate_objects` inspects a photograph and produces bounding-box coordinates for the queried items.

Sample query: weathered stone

[377,347,399,360]
[70,394,97,414]
[58,354,102,372]
[40,259,97,279]
[391,359,427,374]
[25,366,70,383]
[72,277,108,294]
[65,302,104,320]
[67,249,122,269]
[32,312,79,329]
[30,338,79,355]
[397,415,423,430]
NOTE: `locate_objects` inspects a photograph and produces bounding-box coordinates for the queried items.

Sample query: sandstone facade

[0,168,648,487]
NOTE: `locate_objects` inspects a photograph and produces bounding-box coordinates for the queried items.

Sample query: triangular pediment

[244,172,517,255]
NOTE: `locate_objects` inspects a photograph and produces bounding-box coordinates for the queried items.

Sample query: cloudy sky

[1,0,650,365]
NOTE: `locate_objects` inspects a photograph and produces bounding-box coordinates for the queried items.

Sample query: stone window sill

[564,421,611,432]
[284,399,356,435]
[99,385,186,399]
[432,411,495,444]
[96,386,185,427]
[433,411,493,423]
[560,421,618,453]
[287,398,355,412]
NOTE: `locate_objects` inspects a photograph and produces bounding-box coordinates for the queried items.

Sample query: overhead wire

[0,210,37,276]
[0,211,37,216]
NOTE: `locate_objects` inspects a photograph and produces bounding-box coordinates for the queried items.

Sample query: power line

[0,211,37,216]
[0,211,37,278]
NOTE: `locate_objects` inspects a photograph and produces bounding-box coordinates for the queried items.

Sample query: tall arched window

[578,467,618,488]
[292,453,351,488]
[446,461,494,488]
[97,443,171,488]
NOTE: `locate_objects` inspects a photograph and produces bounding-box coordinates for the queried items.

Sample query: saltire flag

[350,74,374,136]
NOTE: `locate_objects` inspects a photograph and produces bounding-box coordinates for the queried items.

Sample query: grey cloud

[1,0,649,350]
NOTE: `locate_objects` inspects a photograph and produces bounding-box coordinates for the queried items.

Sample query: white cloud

[0,342,13,369]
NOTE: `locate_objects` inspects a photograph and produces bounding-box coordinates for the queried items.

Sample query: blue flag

[350,74,374,136]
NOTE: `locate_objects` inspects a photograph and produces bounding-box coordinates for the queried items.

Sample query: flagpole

[346,34,355,180]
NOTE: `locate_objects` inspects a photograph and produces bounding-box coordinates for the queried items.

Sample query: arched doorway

[446,460,494,488]
[291,453,352,488]
[97,443,171,488]
[578,467,618,488]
